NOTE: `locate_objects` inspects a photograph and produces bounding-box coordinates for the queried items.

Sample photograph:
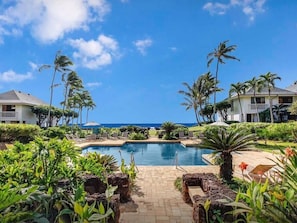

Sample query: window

[279,96,292,104]
[2,105,16,111]
[251,97,265,104]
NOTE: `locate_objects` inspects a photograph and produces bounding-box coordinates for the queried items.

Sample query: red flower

[285,147,295,157]
[239,162,248,171]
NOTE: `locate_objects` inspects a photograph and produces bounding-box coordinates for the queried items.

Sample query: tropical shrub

[0,123,41,143]
[0,137,124,222]
[229,147,297,222]
[161,121,177,140]
[41,126,66,139]
[128,132,146,140]
[200,127,256,182]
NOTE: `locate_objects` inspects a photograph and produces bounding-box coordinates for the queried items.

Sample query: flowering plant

[239,161,248,171]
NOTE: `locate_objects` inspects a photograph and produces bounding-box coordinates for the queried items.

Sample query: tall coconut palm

[200,128,255,182]
[229,82,248,122]
[207,40,240,121]
[179,72,217,124]
[178,81,202,125]
[245,77,264,122]
[260,72,281,123]
[39,51,73,127]
[84,93,96,123]
[61,71,83,124]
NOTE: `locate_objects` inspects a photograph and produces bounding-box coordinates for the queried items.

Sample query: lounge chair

[65,133,86,143]
[178,131,187,139]
[109,132,119,140]
[98,132,108,140]
[243,164,275,183]
[86,134,97,141]
[119,131,129,139]
[188,131,196,139]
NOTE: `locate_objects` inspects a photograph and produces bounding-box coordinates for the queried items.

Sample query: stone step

[188,186,205,203]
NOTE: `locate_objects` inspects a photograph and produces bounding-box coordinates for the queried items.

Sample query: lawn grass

[255,140,297,152]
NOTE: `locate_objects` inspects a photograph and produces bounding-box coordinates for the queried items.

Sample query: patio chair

[98,132,108,140]
[109,132,119,140]
[65,133,86,143]
[86,134,97,141]
[178,131,187,140]
[188,131,196,139]
[119,131,129,139]
[243,164,275,183]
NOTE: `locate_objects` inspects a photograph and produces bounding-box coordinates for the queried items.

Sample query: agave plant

[200,127,256,182]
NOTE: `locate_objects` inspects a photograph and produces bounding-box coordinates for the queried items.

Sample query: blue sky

[0,0,297,124]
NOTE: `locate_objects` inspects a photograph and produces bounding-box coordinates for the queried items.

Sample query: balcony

[248,104,269,112]
[0,111,19,121]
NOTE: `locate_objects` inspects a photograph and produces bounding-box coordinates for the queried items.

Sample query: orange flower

[285,147,295,157]
[239,162,248,171]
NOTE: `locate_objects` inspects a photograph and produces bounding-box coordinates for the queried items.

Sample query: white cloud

[0,70,33,83]
[68,34,119,69]
[29,61,38,70]
[203,0,266,22]
[86,82,102,87]
[133,38,153,55]
[0,0,110,43]
[203,2,229,15]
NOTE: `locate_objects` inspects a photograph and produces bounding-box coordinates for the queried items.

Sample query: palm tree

[179,72,217,124]
[272,104,288,122]
[161,121,177,140]
[207,40,240,121]
[229,82,247,122]
[200,128,255,182]
[245,77,264,122]
[260,72,281,123]
[178,81,201,125]
[61,71,83,124]
[39,51,73,127]
[85,98,96,123]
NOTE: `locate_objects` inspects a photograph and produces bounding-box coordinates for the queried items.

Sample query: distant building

[0,90,47,125]
[227,82,297,122]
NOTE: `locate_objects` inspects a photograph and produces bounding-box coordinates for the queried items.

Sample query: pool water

[82,143,213,166]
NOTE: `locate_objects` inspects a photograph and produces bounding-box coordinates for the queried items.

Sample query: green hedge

[0,124,41,143]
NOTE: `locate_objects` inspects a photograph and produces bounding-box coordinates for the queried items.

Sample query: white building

[227,82,297,122]
[0,90,47,124]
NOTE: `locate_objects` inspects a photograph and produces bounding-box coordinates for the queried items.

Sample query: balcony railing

[249,104,268,110]
[0,111,19,120]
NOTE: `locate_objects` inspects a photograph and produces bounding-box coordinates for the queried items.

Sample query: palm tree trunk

[220,152,233,182]
[238,97,244,122]
[62,84,69,125]
[269,90,274,123]
[213,60,219,122]
[47,69,57,127]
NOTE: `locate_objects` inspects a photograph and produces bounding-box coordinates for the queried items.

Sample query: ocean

[80,123,197,129]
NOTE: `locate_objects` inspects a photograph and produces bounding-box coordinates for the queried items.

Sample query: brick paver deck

[77,138,280,223]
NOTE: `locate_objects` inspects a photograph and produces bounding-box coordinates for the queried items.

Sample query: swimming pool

[82,143,213,166]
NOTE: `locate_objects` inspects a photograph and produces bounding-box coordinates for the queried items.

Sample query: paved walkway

[119,165,219,223]
[77,138,281,223]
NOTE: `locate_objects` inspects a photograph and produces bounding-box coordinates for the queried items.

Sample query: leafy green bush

[229,147,297,222]
[0,137,124,223]
[174,177,182,192]
[0,123,41,143]
[41,126,66,139]
[128,132,146,140]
